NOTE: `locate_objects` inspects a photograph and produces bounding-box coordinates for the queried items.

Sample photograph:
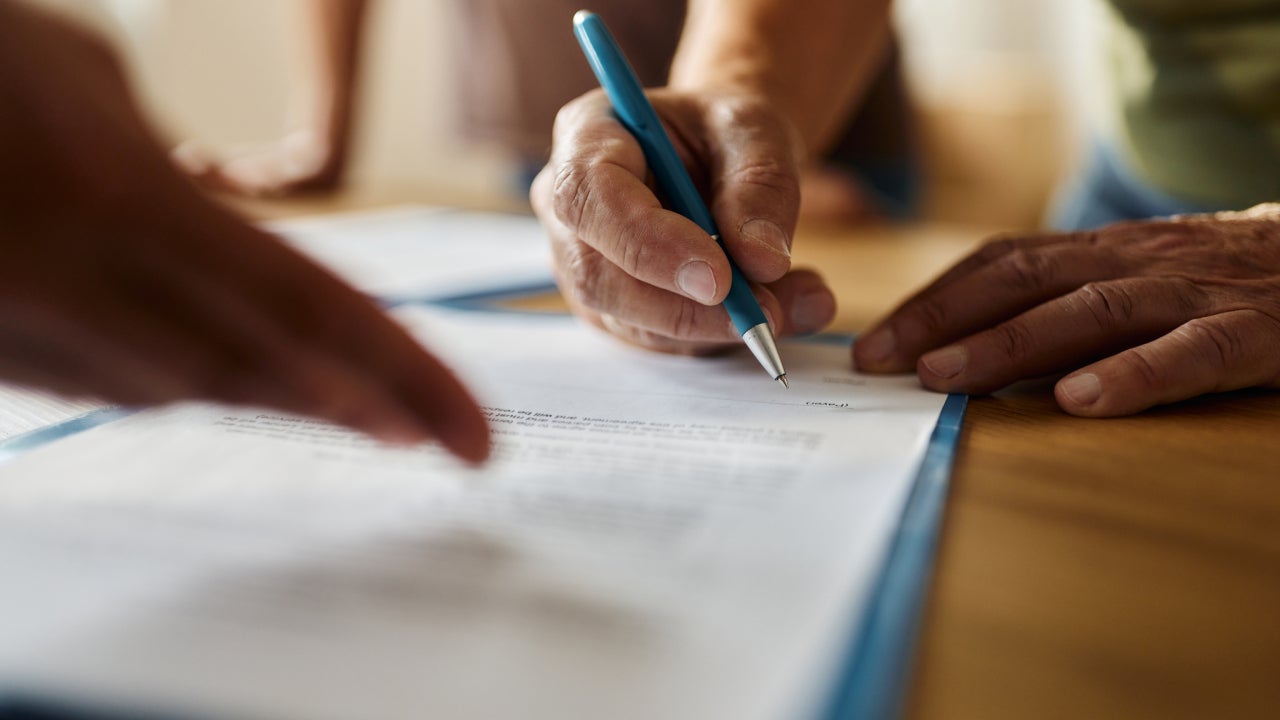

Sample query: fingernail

[1059,373,1102,406]
[791,289,835,333]
[921,345,968,378]
[740,219,791,260]
[599,313,624,334]
[858,327,897,363]
[677,260,718,304]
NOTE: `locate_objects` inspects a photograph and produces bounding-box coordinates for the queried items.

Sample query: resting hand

[172,128,346,198]
[530,88,836,354]
[0,5,487,461]
[854,206,1280,415]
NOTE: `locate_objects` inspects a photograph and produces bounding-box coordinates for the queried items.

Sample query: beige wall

[896,0,1104,227]
[38,0,1104,227]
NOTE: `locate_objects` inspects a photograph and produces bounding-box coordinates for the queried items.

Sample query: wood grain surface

[799,220,1280,720]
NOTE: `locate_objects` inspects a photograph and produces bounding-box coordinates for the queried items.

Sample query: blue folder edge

[0,407,135,466]
[0,284,968,720]
[817,392,967,720]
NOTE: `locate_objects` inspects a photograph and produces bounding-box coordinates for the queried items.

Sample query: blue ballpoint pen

[572,10,789,388]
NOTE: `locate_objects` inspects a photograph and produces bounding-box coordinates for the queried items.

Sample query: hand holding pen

[529,13,837,374]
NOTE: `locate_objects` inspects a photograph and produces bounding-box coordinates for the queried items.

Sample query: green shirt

[1105,0,1280,207]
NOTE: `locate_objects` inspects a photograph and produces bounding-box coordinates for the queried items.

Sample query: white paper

[270,206,554,301]
[0,384,105,442]
[0,306,947,720]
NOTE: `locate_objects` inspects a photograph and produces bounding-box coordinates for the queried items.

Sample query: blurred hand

[0,4,487,462]
[172,128,346,198]
[530,88,836,354]
[854,206,1280,416]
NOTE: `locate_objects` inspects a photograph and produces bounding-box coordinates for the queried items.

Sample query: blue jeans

[1050,144,1222,232]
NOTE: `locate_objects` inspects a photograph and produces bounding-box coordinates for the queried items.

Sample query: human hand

[0,4,487,462]
[529,88,836,354]
[853,207,1280,416]
[172,127,346,198]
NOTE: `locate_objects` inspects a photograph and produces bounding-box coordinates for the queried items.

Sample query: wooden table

[241,190,1280,720]
[796,223,1280,720]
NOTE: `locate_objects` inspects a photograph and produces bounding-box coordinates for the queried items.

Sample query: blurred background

[37,0,1104,230]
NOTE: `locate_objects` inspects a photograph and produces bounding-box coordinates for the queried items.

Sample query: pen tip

[777,375,789,389]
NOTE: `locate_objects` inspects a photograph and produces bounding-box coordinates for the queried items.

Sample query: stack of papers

[0,207,955,720]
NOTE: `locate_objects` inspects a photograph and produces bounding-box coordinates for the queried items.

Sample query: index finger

[541,92,733,305]
[249,241,492,462]
[162,207,491,462]
[702,95,801,285]
[854,231,1123,372]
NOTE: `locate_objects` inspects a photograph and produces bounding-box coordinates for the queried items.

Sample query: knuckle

[1075,282,1137,330]
[1175,317,1242,373]
[912,295,951,336]
[1120,346,1166,389]
[996,248,1056,293]
[562,247,608,310]
[712,100,799,187]
[722,157,795,193]
[550,99,582,137]
[617,232,649,279]
[551,160,596,231]
[1163,276,1207,315]
[1127,227,1199,257]
[665,299,704,340]
[991,321,1036,361]
[550,91,605,139]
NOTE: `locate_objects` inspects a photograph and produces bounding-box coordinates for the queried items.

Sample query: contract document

[0,305,950,720]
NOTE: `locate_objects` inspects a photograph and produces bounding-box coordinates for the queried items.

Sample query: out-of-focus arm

[173,0,371,196]
[301,0,369,158]
[670,0,893,157]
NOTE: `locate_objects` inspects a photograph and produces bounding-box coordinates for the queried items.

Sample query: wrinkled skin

[535,84,1280,416]
[854,205,1280,415]
[530,89,838,356]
